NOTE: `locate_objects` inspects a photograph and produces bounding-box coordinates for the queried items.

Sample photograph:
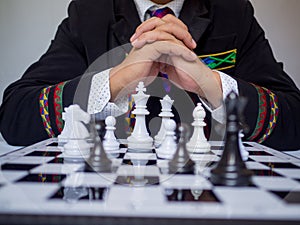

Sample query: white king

[127,82,153,151]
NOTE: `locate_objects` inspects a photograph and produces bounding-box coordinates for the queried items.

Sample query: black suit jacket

[1,0,300,150]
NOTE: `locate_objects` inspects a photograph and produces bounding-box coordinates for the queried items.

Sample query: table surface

[0,138,300,225]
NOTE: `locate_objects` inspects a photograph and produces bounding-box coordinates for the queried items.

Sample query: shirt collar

[133,0,184,21]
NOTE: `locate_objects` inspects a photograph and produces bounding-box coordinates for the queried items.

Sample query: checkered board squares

[271,191,300,204]
[165,189,220,202]
[0,171,28,185]
[18,174,66,183]
[50,186,108,202]
[1,138,300,221]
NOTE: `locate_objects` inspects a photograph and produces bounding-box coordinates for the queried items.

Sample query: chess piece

[63,187,88,203]
[58,111,71,141]
[168,124,195,174]
[58,104,90,140]
[191,189,203,201]
[239,130,249,161]
[186,103,211,154]
[156,119,177,159]
[210,91,252,186]
[85,119,112,173]
[103,116,120,157]
[154,95,174,147]
[59,105,91,156]
[127,82,153,152]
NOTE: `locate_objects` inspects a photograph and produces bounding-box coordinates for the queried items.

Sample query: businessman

[0,0,299,150]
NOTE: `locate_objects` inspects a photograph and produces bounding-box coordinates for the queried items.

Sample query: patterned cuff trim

[53,82,66,133]
[39,86,55,137]
[248,85,268,141]
[125,94,136,134]
[257,88,279,143]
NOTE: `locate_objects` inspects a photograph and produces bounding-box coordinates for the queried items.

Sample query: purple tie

[150,7,175,93]
[150,7,174,18]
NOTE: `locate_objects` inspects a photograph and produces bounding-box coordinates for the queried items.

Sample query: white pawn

[127,82,153,151]
[186,103,211,154]
[103,116,120,153]
[239,131,249,161]
[156,119,177,159]
[154,95,174,148]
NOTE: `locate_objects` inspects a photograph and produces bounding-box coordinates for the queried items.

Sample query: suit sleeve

[0,1,90,146]
[235,0,300,150]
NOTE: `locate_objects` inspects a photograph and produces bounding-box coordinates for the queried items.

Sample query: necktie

[149,7,174,93]
[150,6,174,18]
[125,7,175,134]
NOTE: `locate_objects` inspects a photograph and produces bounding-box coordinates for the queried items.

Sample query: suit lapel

[110,0,211,48]
[111,0,141,46]
[179,0,211,42]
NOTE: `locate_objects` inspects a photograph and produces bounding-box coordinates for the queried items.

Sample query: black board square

[83,162,117,173]
[243,143,253,147]
[48,157,85,164]
[246,157,254,162]
[165,189,220,202]
[17,174,66,183]
[46,142,59,147]
[48,158,64,164]
[261,162,300,169]
[1,163,39,171]
[252,169,282,177]
[117,153,125,159]
[26,151,62,157]
[271,191,300,204]
[122,159,156,166]
[210,146,224,150]
[115,175,159,186]
[247,151,273,156]
[173,170,194,175]
[119,144,127,148]
[83,163,95,173]
[50,187,107,201]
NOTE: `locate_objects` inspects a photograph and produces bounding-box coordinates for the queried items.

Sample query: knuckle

[183,32,191,41]
[182,24,188,31]
[152,17,161,23]
[136,26,142,33]
[139,32,148,40]
[157,30,166,39]
[164,14,174,20]
[167,22,176,30]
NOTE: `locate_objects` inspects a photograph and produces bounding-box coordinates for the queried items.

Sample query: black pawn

[168,124,195,174]
[210,92,252,186]
[85,119,112,173]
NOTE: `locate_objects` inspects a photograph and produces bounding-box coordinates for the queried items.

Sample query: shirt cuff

[199,70,239,124]
[87,68,128,118]
[217,70,239,99]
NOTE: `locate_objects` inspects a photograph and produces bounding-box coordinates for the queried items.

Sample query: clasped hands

[110,14,222,108]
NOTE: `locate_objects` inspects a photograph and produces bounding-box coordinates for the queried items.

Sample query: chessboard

[0,138,300,225]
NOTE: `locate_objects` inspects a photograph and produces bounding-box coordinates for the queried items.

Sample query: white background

[0,0,299,105]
